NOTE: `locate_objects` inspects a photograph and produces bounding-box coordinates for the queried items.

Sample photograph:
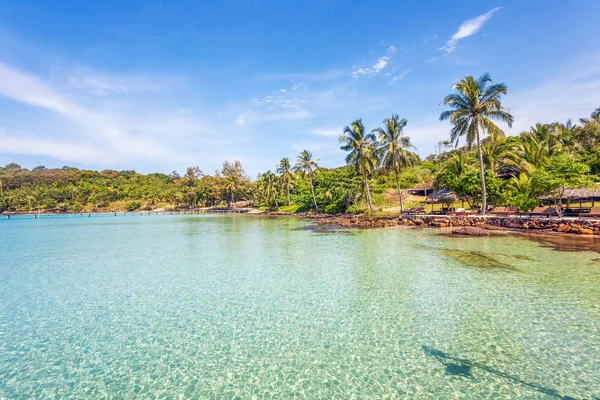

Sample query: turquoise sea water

[0,215,599,399]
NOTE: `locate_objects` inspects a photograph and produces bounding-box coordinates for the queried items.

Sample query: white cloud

[311,127,342,137]
[352,56,390,77]
[389,69,411,84]
[352,45,400,78]
[235,110,312,127]
[439,7,502,54]
[0,61,222,166]
[68,72,161,95]
[0,129,109,164]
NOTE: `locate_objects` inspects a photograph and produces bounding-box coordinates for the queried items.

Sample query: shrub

[347,204,365,214]
[127,201,141,211]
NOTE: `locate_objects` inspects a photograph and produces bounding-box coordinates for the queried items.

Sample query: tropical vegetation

[1,74,599,216]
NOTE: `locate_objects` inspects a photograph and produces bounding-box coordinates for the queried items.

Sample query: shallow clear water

[0,215,599,399]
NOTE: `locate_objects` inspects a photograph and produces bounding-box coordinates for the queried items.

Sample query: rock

[452,227,490,236]
[571,226,594,235]
[413,219,425,226]
[555,223,571,233]
[481,224,504,231]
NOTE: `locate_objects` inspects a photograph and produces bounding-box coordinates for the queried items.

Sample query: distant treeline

[1,74,599,215]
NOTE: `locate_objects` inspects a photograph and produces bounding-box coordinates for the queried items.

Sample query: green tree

[373,114,417,214]
[294,150,319,210]
[440,73,514,214]
[531,154,594,216]
[276,157,294,206]
[340,118,377,213]
[259,171,280,209]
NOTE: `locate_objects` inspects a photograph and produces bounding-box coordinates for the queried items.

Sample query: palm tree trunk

[364,174,374,213]
[286,182,291,206]
[476,131,487,215]
[309,176,318,209]
[393,159,404,216]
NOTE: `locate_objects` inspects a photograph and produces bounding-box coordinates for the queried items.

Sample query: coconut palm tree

[581,107,600,124]
[441,152,472,178]
[340,118,377,213]
[294,150,319,209]
[373,114,417,215]
[276,157,294,206]
[440,73,514,214]
[259,171,280,209]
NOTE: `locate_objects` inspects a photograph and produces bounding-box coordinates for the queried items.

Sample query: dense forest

[1,75,599,215]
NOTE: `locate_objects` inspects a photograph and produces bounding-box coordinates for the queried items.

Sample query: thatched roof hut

[426,188,459,204]
[539,185,600,200]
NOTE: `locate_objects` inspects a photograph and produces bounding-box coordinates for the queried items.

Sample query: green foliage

[127,201,142,211]
[2,106,599,216]
[346,204,365,214]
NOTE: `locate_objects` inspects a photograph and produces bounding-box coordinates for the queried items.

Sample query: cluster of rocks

[309,213,600,235]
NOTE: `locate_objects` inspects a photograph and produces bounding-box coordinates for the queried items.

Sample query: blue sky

[1,0,599,176]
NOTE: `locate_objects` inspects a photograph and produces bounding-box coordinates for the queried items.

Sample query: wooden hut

[407,181,434,197]
[539,185,600,214]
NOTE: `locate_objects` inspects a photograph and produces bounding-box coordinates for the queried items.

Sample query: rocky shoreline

[305,213,600,236]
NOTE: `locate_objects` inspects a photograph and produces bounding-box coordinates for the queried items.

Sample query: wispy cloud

[389,69,411,85]
[235,110,312,127]
[352,45,397,78]
[0,61,222,167]
[311,127,342,137]
[68,71,161,95]
[439,7,502,54]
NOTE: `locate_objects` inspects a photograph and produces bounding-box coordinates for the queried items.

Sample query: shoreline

[4,208,600,237]
[302,213,600,236]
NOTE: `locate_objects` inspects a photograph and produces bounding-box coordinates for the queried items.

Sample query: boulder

[452,227,490,236]
[555,223,571,233]
[571,226,594,235]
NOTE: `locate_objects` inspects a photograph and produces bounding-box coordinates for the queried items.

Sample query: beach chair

[489,206,507,215]
[505,206,518,215]
[541,207,559,217]
[579,206,600,219]
[402,207,425,215]
[528,207,558,217]
[447,208,465,215]
[522,206,546,217]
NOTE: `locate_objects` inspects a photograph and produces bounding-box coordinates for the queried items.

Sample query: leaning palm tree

[440,73,514,214]
[294,150,319,209]
[340,118,377,213]
[373,114,417,215]
[276,157,294,206]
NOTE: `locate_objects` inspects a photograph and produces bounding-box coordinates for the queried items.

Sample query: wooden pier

[1,208,252,220]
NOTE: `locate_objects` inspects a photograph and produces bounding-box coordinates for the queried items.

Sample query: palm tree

[276,157,294,206]
[340,118,377,213]
[441,152,472,177]
[440,73,514,214]
[294,150,319,209]
[259,171,280,209]
[373,114,417,215]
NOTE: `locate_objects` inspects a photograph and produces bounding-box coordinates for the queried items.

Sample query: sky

[0,0,599,176]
